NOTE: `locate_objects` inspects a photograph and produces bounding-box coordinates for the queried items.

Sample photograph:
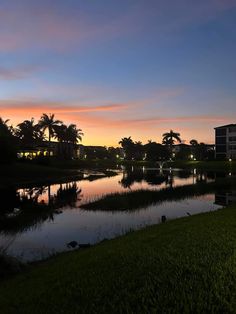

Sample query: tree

[134,141,144,160]
[65,124,83,145]
[0,117,17,163]
[190,139,198,146]
[144,142,170,161]
[16,118,44,148]
[162,130,181,155]
[119,137,135,160]
[189,139,199,160]
[54,124,83,159]
[38,114,62,155]
[0,118,13,137]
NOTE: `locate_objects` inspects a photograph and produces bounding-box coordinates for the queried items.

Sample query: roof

[214,124,236,129]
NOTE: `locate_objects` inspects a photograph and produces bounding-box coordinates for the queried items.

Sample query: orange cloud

[1,96,235,146]
[0,100,127,115]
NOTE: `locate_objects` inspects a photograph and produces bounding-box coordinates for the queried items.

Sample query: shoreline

[1,203,236,312]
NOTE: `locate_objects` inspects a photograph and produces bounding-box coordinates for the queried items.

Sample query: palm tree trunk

[48,130,51,156]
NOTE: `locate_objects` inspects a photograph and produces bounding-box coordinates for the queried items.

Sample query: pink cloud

[0,1,235,52]
[0,65,43,80]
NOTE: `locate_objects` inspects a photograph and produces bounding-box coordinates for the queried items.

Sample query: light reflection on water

[0,168,234,262]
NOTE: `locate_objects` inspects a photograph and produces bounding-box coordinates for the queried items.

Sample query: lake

[0,166,235,262]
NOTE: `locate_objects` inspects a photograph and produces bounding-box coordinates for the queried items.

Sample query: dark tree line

[0,114,83,162]
[119,130,214,161]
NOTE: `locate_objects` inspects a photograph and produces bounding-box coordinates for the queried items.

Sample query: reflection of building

[215,192,236,206]
[215,124,236,160]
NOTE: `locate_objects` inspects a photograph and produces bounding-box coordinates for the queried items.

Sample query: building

[215,124,236,160]
[18,141,80,159]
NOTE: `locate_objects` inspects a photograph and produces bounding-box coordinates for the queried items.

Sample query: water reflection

[0,168,235,261]
[0,183,82,234]
[215,191,236,206]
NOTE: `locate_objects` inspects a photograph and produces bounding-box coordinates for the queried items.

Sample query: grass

[81,176,236,211]
[168,160,236,171]
[1,204,236,312]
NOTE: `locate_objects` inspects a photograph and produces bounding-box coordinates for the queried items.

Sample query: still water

[0,167,235,261]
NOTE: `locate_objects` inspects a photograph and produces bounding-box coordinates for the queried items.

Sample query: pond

[0,167,235,262]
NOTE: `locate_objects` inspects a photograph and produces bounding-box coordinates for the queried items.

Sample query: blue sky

[0,0,236,145]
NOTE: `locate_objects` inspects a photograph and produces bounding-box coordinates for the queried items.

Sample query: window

[216,128,226,136]
[216,137,226,144]
[216,145,227,153]
[229,127,236,133]
[229,136,236,142]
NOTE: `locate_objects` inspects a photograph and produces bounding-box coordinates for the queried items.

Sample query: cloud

[1,96,234,145]
[0,99,128,115]
[0,65,42,80]
[0,0,235,52]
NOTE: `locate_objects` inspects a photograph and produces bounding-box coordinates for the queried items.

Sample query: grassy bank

[168,160,236,171]
[1,204,236,313]
[0,163,118,188]
[0,163,82,188]
[54,158,236,171]
[81,176,236,211]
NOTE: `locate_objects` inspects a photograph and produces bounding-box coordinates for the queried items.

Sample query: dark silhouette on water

[67,241,78,248]
[161,215,167,223]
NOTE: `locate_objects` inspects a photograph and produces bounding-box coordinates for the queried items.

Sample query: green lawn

[1,204,236,313]
[168,160,236,171]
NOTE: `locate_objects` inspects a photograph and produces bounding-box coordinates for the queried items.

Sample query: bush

[0,137,17,163]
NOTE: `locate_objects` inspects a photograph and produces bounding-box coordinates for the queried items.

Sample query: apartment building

[215,124,236,159]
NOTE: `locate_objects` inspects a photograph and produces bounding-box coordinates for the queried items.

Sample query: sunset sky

[0,0,236,146]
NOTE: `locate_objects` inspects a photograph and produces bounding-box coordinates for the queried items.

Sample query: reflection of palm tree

[162,130,181,155]
[48,185,51,205]
[166,173,174,188]
[38,113,62,155]
[54,182,82,207]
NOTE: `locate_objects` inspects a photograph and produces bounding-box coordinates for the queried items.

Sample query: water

[0,167,235,262]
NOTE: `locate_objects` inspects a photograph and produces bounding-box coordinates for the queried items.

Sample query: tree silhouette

[38,114,62,155]
[16,118,44,148]
[55,124,83,159]
[190,139,198,146]
[119,137,135,160]
[0,117,17,162]
[162,130,181,155]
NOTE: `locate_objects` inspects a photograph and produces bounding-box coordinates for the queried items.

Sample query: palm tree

[162,130,181,156]
[0,117,17,162]
[0,118,13,136]
[16,118,44,147]
[66,124,83,145]
[190,139,198,146]
[119,137,134,160]
[54,124,83,159]
[38,114,62,155]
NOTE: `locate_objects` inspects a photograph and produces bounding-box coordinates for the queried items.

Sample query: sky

[0,0,236,146]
